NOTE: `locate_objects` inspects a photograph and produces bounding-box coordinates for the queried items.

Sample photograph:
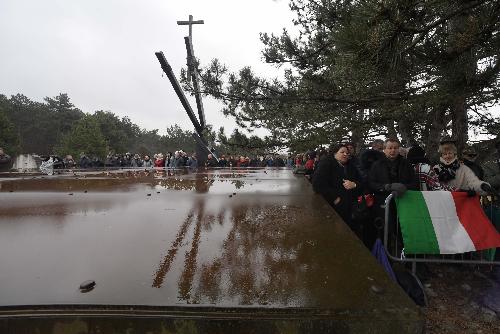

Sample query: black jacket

[368,155,418,210]
[312,156,362,224]
[463,159,484,180]
[369,156,417,191]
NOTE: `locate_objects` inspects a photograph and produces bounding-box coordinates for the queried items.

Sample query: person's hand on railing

[384,183,407,197]
[480,183,498,196]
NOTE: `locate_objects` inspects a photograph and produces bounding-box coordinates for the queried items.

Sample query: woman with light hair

[433,141,493,195]
[154,153,165,168]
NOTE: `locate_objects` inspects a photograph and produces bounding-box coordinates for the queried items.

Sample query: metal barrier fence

[383,192,500,274]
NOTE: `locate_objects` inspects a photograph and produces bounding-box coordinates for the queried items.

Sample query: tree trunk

[451,96,468,154]
[351,109,367,153]
[386,120,398,139]
[397,118,416,147]
[425,105,447,163]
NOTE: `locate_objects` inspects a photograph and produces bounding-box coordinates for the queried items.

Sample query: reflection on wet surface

[0,168,418,317]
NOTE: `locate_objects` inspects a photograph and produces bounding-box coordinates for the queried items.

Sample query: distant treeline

[0,93,200,158]
[0,93,273,159]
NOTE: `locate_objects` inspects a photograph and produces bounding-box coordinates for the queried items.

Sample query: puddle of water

[0,169,417,313]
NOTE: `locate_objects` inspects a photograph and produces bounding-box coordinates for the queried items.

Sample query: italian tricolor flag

[395,191,500,254]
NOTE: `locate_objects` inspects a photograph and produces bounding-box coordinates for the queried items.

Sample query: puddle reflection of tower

[152,191,209,295]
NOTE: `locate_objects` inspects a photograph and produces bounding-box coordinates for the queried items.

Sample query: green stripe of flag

[395,191,440,254]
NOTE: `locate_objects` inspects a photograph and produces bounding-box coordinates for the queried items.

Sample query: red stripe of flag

[451,192,500,250]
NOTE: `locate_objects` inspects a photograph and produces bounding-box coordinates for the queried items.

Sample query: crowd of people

[56,151,293,169]
[307,138,500,250]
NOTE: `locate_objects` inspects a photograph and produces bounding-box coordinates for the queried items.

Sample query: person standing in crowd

[346,143,356,156]
[79,152,92,169]
[218,155,228,167]
[312,144,362,232]
[265,155,271,167]
[369,138,417,200]
[368,138,417,249]
[286,153,294,168]
[359,140,385,183]
[172,151,183,167]
[249,156,258,167]
[154,153,165,168]
[205,153,218,167]
[131,154,143,167]
[180,151,189,167]
[187,152,198,168]
[257,155,266,167]
[226,155,234,167]
[461,146,484,180]
[346,142,360,166]
[295,153,303,167]
[143,155,153,167]
[483,140,500,233]
[105,152,116,167]
[235,156,248,167]
[273,154,285,167]
[407,145,451,191]
[122,153,132,167]
[371,139,384,152]
[164,152,172,167]
[304,151,315,176]
[63,155,75,168]
[433,141,492,195]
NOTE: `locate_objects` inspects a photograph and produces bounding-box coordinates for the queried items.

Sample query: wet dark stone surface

[0,168,423,333]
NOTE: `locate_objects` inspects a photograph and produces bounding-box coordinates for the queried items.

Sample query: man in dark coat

[369,139,417,202]
[205,154,218,167]
[367,138,418,248]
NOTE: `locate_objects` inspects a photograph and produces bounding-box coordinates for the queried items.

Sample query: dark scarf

[434,158,460,182]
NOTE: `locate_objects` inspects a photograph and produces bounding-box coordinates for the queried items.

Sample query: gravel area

[421,264,500,333]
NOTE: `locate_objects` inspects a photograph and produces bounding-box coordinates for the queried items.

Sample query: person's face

[207,154,213,159]
[373,142,384,151]
[347,145,355,155]
[334,147,350,164]
[384,142,400,160]
[441,151,456,164]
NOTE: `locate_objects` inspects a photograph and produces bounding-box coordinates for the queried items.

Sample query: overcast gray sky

[0,0,294,136]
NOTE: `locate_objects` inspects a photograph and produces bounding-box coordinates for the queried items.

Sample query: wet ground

[0,168,422,333]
